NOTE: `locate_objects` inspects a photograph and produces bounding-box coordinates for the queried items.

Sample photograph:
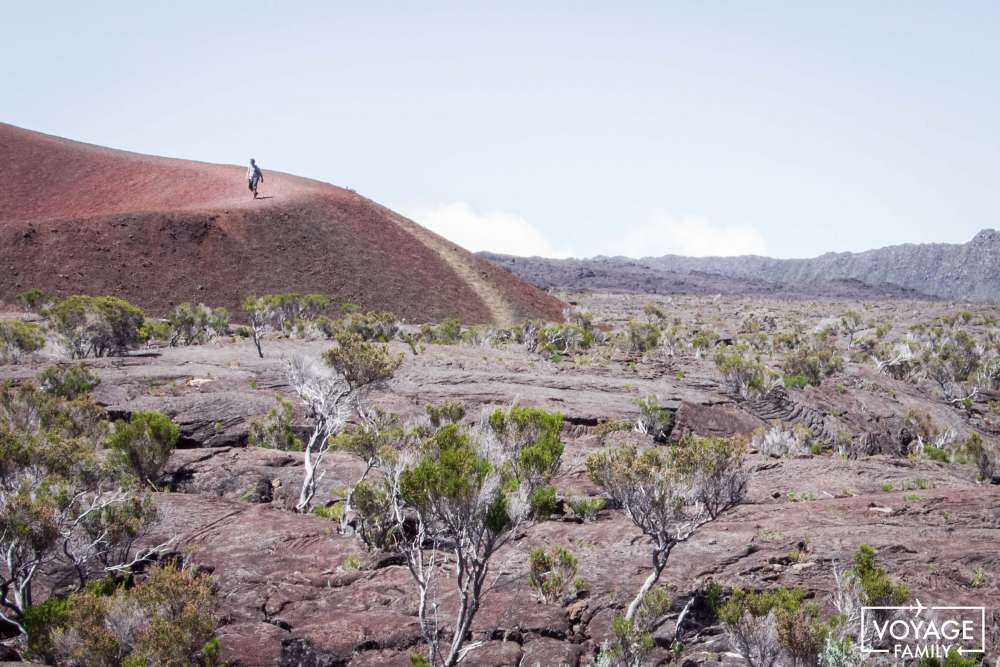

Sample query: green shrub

[567,496,604,522]
[603,589,670,667]
[714,346,771,399]
[51,564,218,667]
[16,288,52,312]
[420,318,463,345]
[321,332,404,389]
[720,587,827,667]
[593,419,632,436]
[37,364,100,400]
[24,594,69,660]
[850,545,909,606]
[48,295,145,358]
[620,320,660,355]
[426,400,466,428]
[106,411,180,487]
[634,395,673,443]
[166,303,229,346]
[782,374,810,390]
[0,320,45,363]
[782,344,843,386]
[338,310,399,342]
[248,398,302,451]
[528,546,584,603]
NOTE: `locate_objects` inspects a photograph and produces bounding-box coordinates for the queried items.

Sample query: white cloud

[606,214,767,258]
[402,202,574,258]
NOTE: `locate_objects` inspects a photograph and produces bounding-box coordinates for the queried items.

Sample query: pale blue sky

[4,2,998,258]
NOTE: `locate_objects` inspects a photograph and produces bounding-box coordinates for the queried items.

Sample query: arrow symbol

[913,598,925,616]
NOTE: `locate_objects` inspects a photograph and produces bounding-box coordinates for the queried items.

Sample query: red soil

[0,123,564,323]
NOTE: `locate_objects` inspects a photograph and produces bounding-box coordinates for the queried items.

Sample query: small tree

[106,411,180,490]
[587,436,748,621]
[345,406,564,667]
[242,296,276,358]
[0,386,164,639]
[166,303,229,346]
[399,409,564,667]
[287,333,402,513]
[47,295,146,359]
[0,321,45,363]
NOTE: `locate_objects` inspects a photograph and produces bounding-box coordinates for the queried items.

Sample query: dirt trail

[390,214,517,326]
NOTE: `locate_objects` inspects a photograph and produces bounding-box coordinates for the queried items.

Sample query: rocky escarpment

[481,229,1000,301]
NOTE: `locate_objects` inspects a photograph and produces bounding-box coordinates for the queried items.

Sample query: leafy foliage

[587,436,748,621]
[49,564,219,667]
[634,395,673,443]
[48,295,146,358]
[247,398,302,451]
[0,320,45,363]
[165,303,229,346]
[527,545,583,603]
[37,364,100,400]
[106,411,180,487]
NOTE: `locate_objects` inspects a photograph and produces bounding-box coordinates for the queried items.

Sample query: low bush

[527,546,584,604]
[420,318,463,344]
[248,398,303,451]
[619,320,660,355]
[781,344,843,386]
[106,411,180,488]
[337,310,399,342]
[166,303,229,346]
[751,423,813,458]
[37,364,100,399]
[0,320,45,363]
[48,295,146,358]
[634,395,673,443]
[16,288,52,312]
[425,400,466,427]
[720,587,826,667]
[567,496,604,522]
[714,346,772,400]
[49,564,220,667]
[850,544,909,607]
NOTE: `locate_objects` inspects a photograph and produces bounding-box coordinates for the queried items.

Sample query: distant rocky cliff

[481,230,1000,301]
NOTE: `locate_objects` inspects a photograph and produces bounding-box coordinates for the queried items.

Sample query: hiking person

[247,158,264,199]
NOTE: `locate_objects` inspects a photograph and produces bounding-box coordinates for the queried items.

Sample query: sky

[3,2,998,259]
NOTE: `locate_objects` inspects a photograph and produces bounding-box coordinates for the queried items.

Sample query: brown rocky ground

[4,293,1000,665]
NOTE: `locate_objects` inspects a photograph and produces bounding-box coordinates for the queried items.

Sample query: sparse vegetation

[37,364,100,399]
[248,397,303,451]
[48,295,146,358]
[166,302,230,346]
[634,395,673,443]
[527,545,584,603]
[106,410,180,489]
[0,320,45,363]
[587,435,748,621]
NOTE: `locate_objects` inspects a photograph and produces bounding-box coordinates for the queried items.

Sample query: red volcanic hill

[0,123,564,324]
